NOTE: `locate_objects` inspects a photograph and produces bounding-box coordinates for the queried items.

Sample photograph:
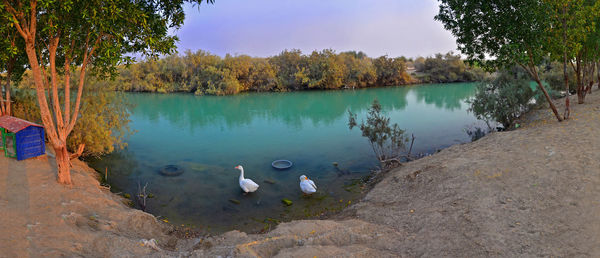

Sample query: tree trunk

[597,61,600,90]
[588,63,595,94]
[576,61,584,104]
[23,40,70,184]
[535,78,562,122]
[55,146,72,185]
[0,76,4,115]
[5,62,12,116]
[527,61,562,122]
[562,7,570,120]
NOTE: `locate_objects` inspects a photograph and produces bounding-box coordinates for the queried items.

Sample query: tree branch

[64,38,75,123]
[2,0,29,39]
[67,33,102,133]
[48,34,66,139]
[69,143,85,160]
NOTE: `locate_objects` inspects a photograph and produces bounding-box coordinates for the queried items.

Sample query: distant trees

[34,49,482,96]
[412,52,486,83]
[373,55,411,86]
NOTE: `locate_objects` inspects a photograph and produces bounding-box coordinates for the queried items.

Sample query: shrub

[348,99,411,169]
[468,70,534,129]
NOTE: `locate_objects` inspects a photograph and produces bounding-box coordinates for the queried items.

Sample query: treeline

[49,50,484,96]
[412,53,486,83]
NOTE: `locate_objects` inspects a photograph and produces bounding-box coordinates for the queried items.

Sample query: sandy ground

[0,156,179,257]
[2,92,600,257]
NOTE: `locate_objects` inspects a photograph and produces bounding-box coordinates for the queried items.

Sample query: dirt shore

[2,93,600,257]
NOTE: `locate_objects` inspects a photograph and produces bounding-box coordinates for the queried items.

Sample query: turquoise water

[88,82,487,233]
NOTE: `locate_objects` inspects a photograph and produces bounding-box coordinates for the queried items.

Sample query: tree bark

[55,145,72,184]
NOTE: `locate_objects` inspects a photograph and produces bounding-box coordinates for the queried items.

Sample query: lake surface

[88,82,487,233]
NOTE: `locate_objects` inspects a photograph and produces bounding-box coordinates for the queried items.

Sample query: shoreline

[109,80,479,96]
[3,93,600,256]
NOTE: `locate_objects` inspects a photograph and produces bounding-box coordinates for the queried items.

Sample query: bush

[468,70,534,129]
[348,99,410,169]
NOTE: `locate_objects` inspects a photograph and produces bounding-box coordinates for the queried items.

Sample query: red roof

[0,115,43,133]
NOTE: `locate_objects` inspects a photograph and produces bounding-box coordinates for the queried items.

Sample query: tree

[546,0,599,105]
[269,49,309,90]
[0,0,214,184]
[307,49,345,89]
[436,0,563,122]
[12,79,132,158]
[348,99,411,169]
[544,0,589,118]
[373,55,410,86]
[0,15,27,116]
[469,69,534,129]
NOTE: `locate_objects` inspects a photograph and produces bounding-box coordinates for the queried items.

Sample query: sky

[173,0,458,59]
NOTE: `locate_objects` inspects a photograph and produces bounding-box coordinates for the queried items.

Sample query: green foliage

[468,70,534,129]
[348,99,408,168]
[435,0,550,70]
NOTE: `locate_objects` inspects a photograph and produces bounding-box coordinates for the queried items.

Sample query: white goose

[234,165,259,193]
[299,175,317,195]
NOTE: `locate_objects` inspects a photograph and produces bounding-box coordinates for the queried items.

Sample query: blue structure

[0,115,45,160]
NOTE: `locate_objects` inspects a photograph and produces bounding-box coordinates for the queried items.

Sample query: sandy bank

[2,93,600,257]
[0,155,178,256]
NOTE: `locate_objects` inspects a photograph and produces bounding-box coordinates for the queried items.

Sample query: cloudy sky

[173,0,457,58]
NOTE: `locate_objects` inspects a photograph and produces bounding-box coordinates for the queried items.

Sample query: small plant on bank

[348,99,413,170]
[468,70,534,130]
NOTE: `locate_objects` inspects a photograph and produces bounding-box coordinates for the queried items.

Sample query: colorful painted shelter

[0,115,45,160]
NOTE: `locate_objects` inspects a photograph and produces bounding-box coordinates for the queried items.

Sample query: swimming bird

[299,175,317,195]
[235,165,259,193]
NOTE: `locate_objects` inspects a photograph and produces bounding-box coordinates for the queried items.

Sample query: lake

[87,82,487,233]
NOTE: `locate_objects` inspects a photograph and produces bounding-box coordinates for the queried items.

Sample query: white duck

[299,175,317,195]
[235,165,259,193]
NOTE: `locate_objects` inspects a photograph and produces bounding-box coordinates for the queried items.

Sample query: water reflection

[130,83,473,131]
